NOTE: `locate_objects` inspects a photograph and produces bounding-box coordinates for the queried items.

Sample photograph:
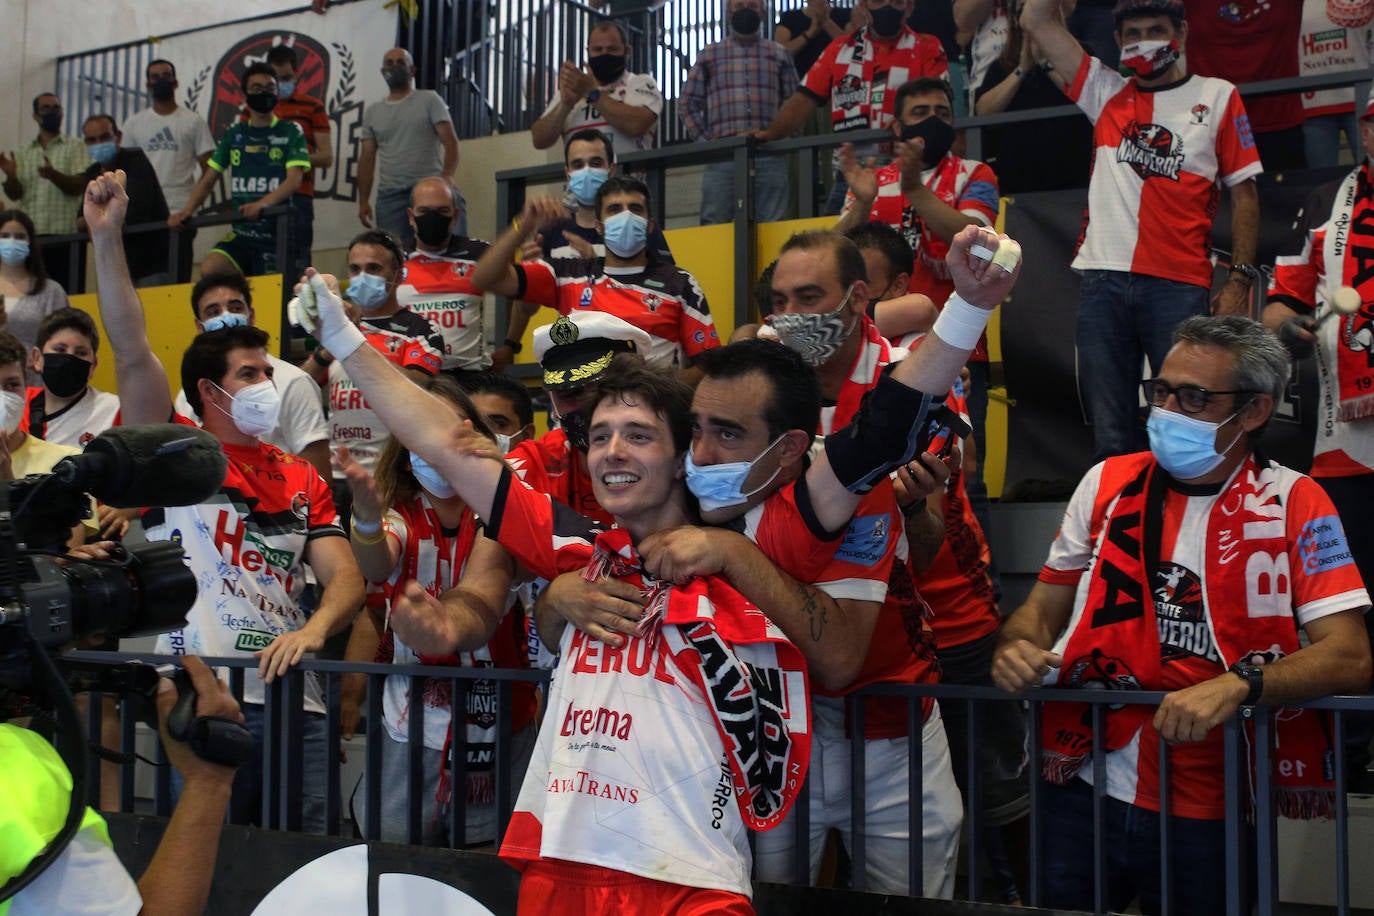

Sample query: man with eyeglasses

[992,315,1371,915]
[1,93,93,289]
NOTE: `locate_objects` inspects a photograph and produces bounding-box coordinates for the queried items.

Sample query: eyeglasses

[1141,378,1252,414]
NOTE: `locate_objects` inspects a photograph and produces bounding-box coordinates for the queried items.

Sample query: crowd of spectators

[7,1,1374,914]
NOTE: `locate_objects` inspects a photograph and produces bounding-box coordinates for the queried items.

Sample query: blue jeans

[1076,270,1210,461]
[1304,111,1361,170]
[1040,779,1255,916]
[699,155,790,225]
[171,702,329,834]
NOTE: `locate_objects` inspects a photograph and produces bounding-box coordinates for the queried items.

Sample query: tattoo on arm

[798,581,828,642]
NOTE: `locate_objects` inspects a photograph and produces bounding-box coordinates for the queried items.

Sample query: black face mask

[39,112,62,134]
[413,210,454,248]
[40,352,91,399]
[245,92,278,114]
[384,66,411,90]
[559,405,593,453]
[900,116,955,166]
[869,5,906,37]
[149,79,176,102]
[731,8,761,35]
[588,53,627,85]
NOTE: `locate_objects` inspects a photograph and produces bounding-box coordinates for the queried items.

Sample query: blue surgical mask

[602,210,648,259]
[685,433,787,513]
[1146,405,1248,480]
[277,79,297,98]
[202,311,249,333]
[409,451,456,498]
[88,141,118,165]
[347,271,390,310]
[568,166,609,206]
[0,239,30,266]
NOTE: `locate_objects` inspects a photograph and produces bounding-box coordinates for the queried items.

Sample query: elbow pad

[823,372,968,493]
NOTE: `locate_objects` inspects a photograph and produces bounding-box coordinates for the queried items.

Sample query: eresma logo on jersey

[1117,121,1185,181]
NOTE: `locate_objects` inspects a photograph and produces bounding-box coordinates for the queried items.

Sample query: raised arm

[471,195,568,297]
[389,536,516,655]
[297,271,506,522]
[84,171,173,423]
[1019,0,1086,82]
[805,225,1021,530]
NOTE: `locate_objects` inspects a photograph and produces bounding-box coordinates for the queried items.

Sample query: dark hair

[146,59,177,80]
[36,307,100,354]
[997,0,1027,74]
[846,220,915,280]
[241,62,278,90]
[779,229,869,290]
[591,355,693,454]
[266,46,299,70]
[0,209,50,294]
[565,128,615,164]
[31,93,58,114]
[594,175,652,221]
[348,229,405,272]
[0,332,27,370]
[590,18,630,46]
[374,375,495,507]
[754,259,778,319]
[457,371,535,428]
[894,77,954,117]
[180,325,270,417]
[190,271,253,321]
[82,113,119,135]
[695,339,821,439]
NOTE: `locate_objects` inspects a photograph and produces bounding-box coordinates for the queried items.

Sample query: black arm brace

[823,371,970,493]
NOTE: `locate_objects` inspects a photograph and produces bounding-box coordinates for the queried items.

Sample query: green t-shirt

[207,117,310,241]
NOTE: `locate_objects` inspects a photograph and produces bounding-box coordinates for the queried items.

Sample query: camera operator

[3,656,241,915]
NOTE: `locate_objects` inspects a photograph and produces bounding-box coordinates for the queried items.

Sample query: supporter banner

[153,3,396,252]
[999,168,1344,494]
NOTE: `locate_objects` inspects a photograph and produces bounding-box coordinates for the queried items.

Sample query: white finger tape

[969,244,996,263]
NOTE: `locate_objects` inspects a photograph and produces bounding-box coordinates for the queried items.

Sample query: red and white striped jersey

[1067,56,1263,288]
[397,238,492,371]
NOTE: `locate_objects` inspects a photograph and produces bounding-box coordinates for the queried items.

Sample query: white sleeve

[10,824,141,916]
[1071,56,1128,124]
[1041,461,1105,576]
[192,114,216,157]
[276,369,329,455]
[626,73,665,116]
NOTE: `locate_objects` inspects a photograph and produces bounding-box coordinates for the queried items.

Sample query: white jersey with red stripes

[397,237,492,371]
[1067,56,1263,288]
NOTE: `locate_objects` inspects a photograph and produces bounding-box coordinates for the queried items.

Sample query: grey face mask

[765,284,858,366]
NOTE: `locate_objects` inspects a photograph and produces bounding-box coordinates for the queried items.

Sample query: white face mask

[213,379,281,438]
[0,390,24,434]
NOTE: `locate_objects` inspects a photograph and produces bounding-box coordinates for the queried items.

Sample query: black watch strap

[503,337,523,354]
[1229,662,1264,706]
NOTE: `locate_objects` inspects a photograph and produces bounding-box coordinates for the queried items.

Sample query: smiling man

[299,273,810,911]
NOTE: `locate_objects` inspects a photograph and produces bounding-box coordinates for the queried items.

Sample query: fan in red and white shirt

[1020,0,1262,462]
[992,316,1370,911]
[756,0,950,211]
[473,180,719,378]
[396,176,493,374]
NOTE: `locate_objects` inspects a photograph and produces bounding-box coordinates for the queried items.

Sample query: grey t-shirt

[361,90,452,190]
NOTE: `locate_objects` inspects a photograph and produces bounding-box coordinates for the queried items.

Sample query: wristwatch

[503,337,523,354]
[585,88,602,105]
[1229,661,1264,706]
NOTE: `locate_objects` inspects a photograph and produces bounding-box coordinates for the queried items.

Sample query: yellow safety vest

[0,723,110,915]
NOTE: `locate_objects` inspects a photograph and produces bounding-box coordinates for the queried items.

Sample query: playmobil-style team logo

[205,32,331,137]
[1117,121,1184,181]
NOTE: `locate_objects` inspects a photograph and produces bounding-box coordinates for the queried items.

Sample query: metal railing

[69,649,1374,915]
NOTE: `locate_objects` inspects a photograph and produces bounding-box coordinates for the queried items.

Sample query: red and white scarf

[831,29,920,132]
[1042,453,1338,819]
[1321,163,1374,421]
[584,528,812,831]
